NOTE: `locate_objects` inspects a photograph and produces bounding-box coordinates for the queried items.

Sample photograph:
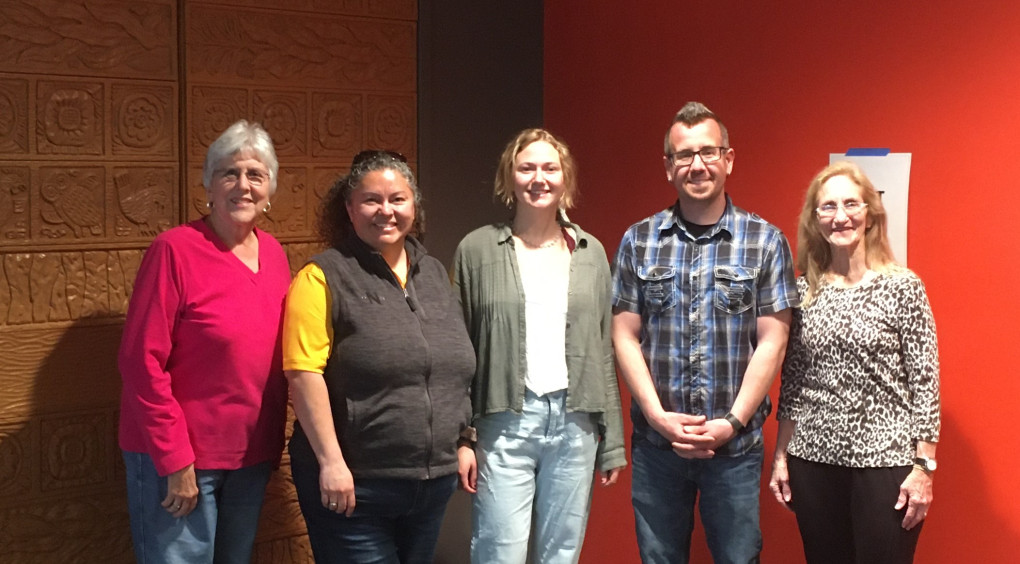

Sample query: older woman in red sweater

[118,120,291,563]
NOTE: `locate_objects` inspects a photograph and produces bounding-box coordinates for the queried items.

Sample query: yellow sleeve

[282,263,333,373]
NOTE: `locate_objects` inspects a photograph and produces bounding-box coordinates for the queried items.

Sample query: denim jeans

[289,431,457,564]
[631,436,764,564]
[122,451,271,564]
[471,389,598,564]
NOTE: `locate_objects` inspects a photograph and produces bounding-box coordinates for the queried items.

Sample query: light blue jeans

[471,389,598,564]
[631,436,764,564]
[123,451,271,564]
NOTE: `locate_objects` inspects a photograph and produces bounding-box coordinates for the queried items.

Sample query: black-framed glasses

[667,146,729,167]
[351,150,407,168]
[215,167,270,188]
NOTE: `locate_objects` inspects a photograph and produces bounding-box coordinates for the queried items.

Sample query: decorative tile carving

[283,242,323,276]
[40,412,108,491]
[35,167,105,240]
[0,250,141,325]
[190,87,248,157]
[4,253,33,324]
[313,167,345,202]
[0,494,134,562]
[0,0,175,79]
[256,468,308,541]
[255,91,307,157]
[311,93,362,158]
[252,534,314,563]
[112,84,175,156]
[367,95,415,159]
[112,167,175,237]
[0,78,29,154]
[186,167,209,222]
[187,6,414,91]
[0,166,30,242]
[258,167,306,236]
[0,421,34,498]
[36,82,104,156]
[81,251,112,318]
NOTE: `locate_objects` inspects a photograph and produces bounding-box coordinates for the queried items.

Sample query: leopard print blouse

[778,271,940,467]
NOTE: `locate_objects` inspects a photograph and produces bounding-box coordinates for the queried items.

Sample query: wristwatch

[913,456,937,474]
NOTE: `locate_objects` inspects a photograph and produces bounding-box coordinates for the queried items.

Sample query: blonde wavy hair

[797,161,901,305]
[494,128,578,219]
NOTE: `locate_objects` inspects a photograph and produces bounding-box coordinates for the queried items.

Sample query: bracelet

[724,412,744,433]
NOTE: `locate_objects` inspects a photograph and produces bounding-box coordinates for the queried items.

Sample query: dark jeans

[787,455,923,564]
[631,436,763,564]
[290,433,457,564]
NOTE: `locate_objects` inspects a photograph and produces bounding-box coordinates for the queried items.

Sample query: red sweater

[118,219,291,476]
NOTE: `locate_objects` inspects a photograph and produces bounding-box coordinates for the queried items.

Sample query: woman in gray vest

[282,150,476,563]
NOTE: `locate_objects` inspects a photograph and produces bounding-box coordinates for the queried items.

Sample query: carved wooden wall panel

[0,0,417,561]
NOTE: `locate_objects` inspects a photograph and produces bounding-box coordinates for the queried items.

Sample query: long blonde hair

[797,161,900,305]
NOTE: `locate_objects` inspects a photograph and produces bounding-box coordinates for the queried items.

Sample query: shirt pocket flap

[713,265,758,282]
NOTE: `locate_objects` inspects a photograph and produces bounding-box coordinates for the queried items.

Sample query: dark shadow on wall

[0,319,134,563]
[418,1,545,562]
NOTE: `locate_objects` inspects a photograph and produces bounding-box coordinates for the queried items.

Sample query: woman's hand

[162,463,199,518]
[457,445,478,493]
[320,461,356,517]
[768,457,793,510]
[599,466,624,487]
[896,467,933,530]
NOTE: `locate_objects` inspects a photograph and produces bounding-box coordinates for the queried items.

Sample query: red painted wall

[545,2,1020,562]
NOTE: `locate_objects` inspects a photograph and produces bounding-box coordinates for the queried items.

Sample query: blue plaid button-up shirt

[612,197,798,456]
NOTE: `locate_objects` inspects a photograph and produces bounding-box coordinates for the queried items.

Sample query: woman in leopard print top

[769,162,940,564]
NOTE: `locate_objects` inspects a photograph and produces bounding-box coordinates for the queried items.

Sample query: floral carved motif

[112,84,175,156]
[311,93,362,158]
[254,91,307,157]
[367,95,415,159]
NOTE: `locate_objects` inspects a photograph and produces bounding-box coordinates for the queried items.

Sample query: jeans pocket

[713,265,757,314]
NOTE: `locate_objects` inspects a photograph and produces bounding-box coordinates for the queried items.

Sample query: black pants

[787,456,924,564]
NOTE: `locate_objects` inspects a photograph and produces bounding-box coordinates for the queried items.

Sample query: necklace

[513,229,563,249]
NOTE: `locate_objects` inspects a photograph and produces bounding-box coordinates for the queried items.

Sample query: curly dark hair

[318,152,425,249]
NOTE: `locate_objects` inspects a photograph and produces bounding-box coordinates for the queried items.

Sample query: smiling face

[664,120,733,208]
[345,168,415,254]
[512,140,564,215]
[816,174,871,254]
[206,151,270,227]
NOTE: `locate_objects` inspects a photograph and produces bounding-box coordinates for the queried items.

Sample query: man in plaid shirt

[611,101,798,564]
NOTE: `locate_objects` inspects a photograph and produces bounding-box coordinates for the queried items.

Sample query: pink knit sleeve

[118,237,195,476]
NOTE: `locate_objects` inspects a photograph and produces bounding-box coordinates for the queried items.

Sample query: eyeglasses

[216,167,270,188]
[816,201,868,218]
[352,150,407,168]
[668,146,729,167]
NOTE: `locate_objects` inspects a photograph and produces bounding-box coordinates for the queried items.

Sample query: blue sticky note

[845,148,891,156]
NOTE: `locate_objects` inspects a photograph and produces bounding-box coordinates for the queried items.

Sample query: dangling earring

[206,201,212,209]
[263,201,272,214]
